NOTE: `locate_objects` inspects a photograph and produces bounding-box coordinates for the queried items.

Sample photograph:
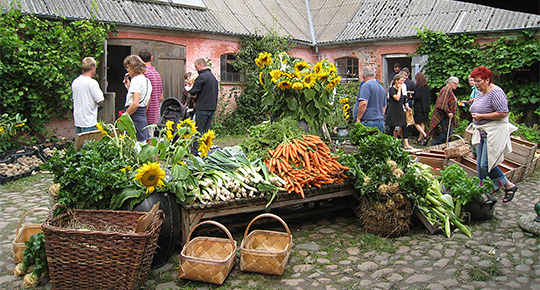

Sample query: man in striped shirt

[139,49,163,138]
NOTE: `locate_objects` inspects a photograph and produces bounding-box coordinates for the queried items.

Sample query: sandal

[503,186,517,203]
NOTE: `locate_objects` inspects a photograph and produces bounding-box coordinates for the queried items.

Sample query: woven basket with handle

[12,208,49,264]
[42,204,163,290]
[444,134,470,158]
[179,220,237,285]
[240,213,293,275]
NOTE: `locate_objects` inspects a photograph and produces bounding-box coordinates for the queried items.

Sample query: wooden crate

[524,149,540,177]
[506,136,538,171]
[414,152,449,176]
[501,159,524,183]
[448,156,514,182]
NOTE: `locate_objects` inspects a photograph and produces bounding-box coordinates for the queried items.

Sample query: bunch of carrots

[263,135,349,198]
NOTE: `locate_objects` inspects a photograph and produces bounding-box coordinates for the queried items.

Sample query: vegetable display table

[180,182,355,244]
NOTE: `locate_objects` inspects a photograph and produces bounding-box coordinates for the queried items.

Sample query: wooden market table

[180,182,356,244]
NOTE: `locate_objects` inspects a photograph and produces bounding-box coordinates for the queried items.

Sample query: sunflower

[339,98,349,104]
[0,127,4,134]
[96,122,108,136]
[14,122,25,128]
[295,61,310,72]
[198,130,216,158]
[277,80,292,90]
[292,82,304,90]
[166,120,174,131]
[177,118,197,139]
[313,62,323,74]
[302,74,316,89]
[343,104,350,112]
[133,162,166,194]
[270,70,282,83]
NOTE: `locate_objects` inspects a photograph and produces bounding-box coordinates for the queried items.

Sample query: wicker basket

[179,220,237,285]
[444,134,470,158]
[240,213,293,275]
[12,208,49,264]
[42,204,163,290]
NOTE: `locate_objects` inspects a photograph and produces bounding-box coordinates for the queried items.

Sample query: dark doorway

[107,45,131,118]
[385,56,412,87]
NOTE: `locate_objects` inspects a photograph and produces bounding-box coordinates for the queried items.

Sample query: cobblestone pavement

[1,170,539,289]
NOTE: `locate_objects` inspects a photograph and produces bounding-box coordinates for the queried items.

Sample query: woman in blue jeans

[469,66,518,203]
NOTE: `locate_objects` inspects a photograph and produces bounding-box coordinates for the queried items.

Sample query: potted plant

[440,163,495,221]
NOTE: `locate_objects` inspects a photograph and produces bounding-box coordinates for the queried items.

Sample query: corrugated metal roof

[1,0,539,45]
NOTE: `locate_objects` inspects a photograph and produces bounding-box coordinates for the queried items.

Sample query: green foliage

[212,85,240,136]
[413,29,540,123]
[0,3,115,139]
[239,117,305,160]
[0,113,26,151]
[327,83,358,129]
[40,139,133,209]
[413,28,482,92]
[225,26,294,134]
[440,163,493,205]
[509,112,540,144]
[22,232,47,279]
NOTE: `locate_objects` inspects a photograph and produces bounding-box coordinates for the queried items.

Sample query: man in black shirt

[190,58,218,133]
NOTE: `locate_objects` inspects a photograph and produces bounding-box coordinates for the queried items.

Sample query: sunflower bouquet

[104,115,217,209]
[256,52,341,133]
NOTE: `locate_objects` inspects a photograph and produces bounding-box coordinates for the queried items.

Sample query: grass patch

[469,263,503,281]
[0,172,52,192]
[357,233,397,253]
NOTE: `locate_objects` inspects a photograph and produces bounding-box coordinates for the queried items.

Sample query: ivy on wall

[0,3,114,141]
[413,29,540,124]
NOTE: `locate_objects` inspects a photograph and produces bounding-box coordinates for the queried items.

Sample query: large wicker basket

[42,204,164,290]
[179,220,237,285]
[240,213,293,275]
[12,208,49,264]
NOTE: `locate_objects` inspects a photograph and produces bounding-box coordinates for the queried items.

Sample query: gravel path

[1,170,539,289]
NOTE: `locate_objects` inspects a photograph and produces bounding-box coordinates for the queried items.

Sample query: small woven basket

[42,204,163,290]
[179,220,237,285]
[12,208,49,264]
[444,134,470,158]
[240,213,293,275]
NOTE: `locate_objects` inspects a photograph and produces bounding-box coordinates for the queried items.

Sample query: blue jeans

[432,117,452,145]
[476,138,508,190]
[361,119,385,133]
[75,126,97,134]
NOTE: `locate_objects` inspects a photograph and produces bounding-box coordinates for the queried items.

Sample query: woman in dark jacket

[386,74,412,149]
[412,72,430,144]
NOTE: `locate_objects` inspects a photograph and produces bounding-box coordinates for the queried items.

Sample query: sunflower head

[198,130,216,158]
[277,80,292,90]
[294,61,310,72]
[303,74,316,89]
[97,122,109,136]
[133,162,166,194]
[166,120,174,131]
[292,82,304,90]
[259,71,265,86]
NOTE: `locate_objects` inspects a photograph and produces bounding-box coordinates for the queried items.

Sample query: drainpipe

[305,0,320,61]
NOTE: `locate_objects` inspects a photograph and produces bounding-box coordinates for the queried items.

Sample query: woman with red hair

[468,66,518,203]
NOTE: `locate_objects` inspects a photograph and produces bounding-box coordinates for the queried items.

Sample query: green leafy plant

[440,163,494,206]
[13,232,48,288]
[0,113,26,151]
[0,3,115,141]
[257,51,342,133]
[239,117,305,160]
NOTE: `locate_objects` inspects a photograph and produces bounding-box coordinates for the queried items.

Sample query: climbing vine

[0,3,115,143]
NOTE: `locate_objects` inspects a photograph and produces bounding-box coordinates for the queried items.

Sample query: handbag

[405,110,414,126]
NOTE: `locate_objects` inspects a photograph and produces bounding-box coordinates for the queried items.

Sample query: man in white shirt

[72,57,104,133]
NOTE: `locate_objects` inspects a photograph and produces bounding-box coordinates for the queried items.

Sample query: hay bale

[355,193,412,238]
